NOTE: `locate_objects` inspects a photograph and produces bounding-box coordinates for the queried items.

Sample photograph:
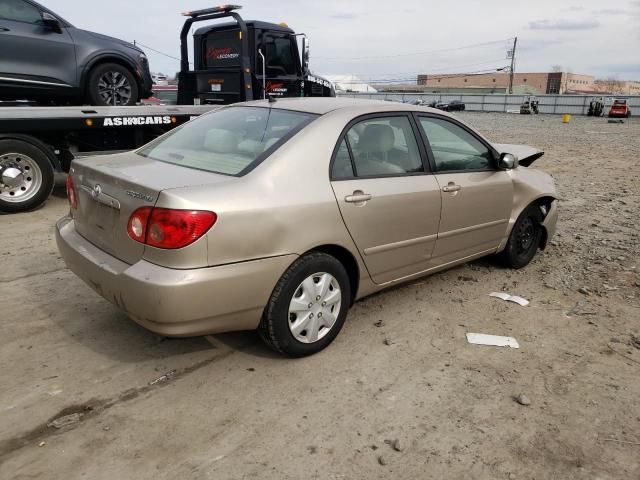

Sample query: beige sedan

[56,98,558,356]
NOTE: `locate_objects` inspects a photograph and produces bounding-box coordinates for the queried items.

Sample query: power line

[134,41,183,62]
[315,38,514,61]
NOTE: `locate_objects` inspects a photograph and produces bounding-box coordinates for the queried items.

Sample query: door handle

[345,191,372,203]
[442,182,461,193]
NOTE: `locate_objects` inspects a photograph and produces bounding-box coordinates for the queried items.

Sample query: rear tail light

[127,207,216,249]
[66,174,77,209]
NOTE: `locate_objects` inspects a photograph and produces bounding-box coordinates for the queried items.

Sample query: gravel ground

[1,112,639,479]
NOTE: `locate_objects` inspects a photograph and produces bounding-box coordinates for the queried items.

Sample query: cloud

[592,8,631,15]
[330,13,358,20]
[529,19,600,30]
[563,6,585,11]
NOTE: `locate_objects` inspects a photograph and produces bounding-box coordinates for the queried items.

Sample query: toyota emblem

[91,184,101,198]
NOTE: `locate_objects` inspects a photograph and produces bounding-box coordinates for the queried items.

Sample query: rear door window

[138,107,317,176]
[337,116,424,177]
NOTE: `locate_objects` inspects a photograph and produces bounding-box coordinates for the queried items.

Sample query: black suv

[0,0,152,105]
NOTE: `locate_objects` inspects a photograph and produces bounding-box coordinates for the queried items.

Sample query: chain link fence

[336,92,639,115]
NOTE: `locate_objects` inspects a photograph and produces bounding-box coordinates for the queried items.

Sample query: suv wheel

[258,252,351,357]
[0,139,54,213]
[87,63,138,106]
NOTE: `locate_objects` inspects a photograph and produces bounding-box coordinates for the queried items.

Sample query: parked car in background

[608,99,631,118]
[151,73,169,85]
[0,0,152,105]
[141,84,178,105]
[435,100,466,112]
[57,98,558,357]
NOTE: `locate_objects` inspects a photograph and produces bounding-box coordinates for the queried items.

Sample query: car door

[330,114,442,285]
[415,114,513,264]
[0,0,77,89]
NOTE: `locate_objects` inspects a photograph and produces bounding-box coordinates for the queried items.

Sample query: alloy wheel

[97,71,132,106]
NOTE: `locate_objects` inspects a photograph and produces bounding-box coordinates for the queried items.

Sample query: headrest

[204,128,238,154]
[357,124,395,154]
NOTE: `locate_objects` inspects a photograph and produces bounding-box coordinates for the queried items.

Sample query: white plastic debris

[466,333,520,349]
[489,291,529,306]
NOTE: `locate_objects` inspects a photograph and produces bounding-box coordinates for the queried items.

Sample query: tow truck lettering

[103,116,172,127]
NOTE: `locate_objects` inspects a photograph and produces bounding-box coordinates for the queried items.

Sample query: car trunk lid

[70,151,229,264]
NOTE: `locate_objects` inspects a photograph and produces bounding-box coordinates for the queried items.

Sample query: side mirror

[301,36,310,75]
[499,152,518,170]
[41,11,62,33]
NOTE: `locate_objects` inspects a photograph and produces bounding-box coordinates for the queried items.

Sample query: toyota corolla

[56,98,558,356]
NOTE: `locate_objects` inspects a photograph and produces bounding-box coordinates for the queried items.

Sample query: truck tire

[86,63,138,106]
[0,139,55,213]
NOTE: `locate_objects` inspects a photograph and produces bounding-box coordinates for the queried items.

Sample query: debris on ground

[391,438,405,452]
[466,333,520,349]
[377,455,387,466]
[148,370,176,386]
[514,393,531,406]
[47,412,83,429]
[374,319,385,328]
[632,335,640,350]
[489,292,529,306]
[578,287,591,295]
[383,337,395,346]
[38,441,46,447]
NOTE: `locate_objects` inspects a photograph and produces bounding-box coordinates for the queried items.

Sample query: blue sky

[45,0,640,81]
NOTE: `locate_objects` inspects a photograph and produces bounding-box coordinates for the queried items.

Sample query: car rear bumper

[56,215,296,336]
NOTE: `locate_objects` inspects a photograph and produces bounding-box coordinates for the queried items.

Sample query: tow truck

[0,5,334,213]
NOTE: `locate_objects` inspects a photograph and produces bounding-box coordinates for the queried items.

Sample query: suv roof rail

[182,5,241,18]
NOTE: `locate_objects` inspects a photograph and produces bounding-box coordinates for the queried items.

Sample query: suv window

[418,117,493,172]
[138,107,316,176]
[0,0,41,23]
[336,116,423,178]
[264,34,297,76]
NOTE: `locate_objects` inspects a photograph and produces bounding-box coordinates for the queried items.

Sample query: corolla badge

[125,190,154,202]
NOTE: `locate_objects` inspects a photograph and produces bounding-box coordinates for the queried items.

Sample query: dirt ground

[1,112,638,480]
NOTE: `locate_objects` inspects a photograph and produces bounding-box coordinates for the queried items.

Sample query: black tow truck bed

[0,104,219,213]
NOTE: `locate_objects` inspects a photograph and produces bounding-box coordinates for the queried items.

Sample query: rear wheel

[498,204,544,269]
[87,63,138,106]
[0,139,54,213]
[258,252,351,357]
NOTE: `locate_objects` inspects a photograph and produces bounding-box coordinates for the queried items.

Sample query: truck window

[204,30,242,68]
[264,34,297,76]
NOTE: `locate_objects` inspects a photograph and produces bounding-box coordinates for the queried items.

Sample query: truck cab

[177,5,334,105]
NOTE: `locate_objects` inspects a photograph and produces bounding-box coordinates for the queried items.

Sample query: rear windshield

[138,107,317,175]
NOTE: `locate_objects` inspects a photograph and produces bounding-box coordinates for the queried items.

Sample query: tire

[497,204,544,269]
[258,252,351,357]
[86,63,138,106]
[0,139,55,213]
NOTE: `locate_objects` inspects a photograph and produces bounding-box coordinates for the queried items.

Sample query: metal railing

[336,92,640,115]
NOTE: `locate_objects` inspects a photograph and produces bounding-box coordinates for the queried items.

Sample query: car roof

[238,97,450,116]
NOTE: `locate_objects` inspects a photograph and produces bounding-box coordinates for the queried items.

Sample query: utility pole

[508,36,517,94]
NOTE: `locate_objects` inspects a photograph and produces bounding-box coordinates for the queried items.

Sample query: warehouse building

[416,72,596,94]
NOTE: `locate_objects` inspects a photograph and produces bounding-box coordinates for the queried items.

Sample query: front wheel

[497,204,544,269]
[0,139,55,213]
[86,63,138,106]
[258,252,351,357]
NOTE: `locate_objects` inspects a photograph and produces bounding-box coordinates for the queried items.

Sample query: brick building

[416,72,596,94]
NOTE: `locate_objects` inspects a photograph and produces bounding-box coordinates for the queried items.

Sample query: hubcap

[288,272,342,344]
[515,217,535,254]
[0,153,42,203]
[98,71,132,106]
